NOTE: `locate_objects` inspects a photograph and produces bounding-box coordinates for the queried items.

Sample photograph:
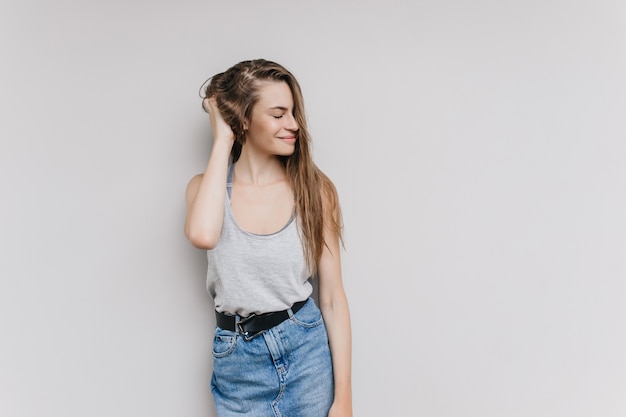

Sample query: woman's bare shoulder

[185,173,204,206]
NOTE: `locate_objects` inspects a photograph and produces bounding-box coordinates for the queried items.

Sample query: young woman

[184,59,352,417]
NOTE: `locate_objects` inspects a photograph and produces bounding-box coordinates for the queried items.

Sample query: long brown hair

[202,59,342,273]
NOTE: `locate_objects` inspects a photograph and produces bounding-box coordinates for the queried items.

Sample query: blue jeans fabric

[211,298,334,417]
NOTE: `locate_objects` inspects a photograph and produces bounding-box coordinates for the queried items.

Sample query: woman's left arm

[318,210,352,417]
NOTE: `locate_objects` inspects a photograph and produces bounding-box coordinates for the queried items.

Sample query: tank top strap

[226,163,234,199]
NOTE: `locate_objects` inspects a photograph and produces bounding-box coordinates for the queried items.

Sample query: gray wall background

[1,1,625,416]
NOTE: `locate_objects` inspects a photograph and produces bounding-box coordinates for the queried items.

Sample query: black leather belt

[216,300,307,341]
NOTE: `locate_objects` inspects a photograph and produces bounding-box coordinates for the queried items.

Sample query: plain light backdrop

[1,0,625,416]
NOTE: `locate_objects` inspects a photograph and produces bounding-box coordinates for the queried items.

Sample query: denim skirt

[211,298,334,417]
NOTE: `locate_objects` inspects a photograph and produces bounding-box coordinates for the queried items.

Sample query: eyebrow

[268,106,290,111]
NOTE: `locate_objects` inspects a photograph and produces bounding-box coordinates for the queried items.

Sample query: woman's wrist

[333,387,352,407]
[213,134,234,147]
[330,396,353,416]
[210,137,234,157]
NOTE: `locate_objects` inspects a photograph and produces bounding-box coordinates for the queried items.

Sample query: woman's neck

[233,152,285,186]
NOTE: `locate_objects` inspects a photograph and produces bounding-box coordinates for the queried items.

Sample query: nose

[285,113,298,132]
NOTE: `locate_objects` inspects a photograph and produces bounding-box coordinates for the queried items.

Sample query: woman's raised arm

[184,98,235,249]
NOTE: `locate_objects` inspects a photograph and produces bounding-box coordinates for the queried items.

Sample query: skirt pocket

[289,298,324,329]
[212,328,238,358]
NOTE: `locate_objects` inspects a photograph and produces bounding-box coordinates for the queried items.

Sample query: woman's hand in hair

[203,97,235,145]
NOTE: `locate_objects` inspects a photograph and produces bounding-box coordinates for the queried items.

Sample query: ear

[202,98,211,113]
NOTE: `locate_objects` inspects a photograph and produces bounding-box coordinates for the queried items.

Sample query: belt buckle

[237,314,262,341]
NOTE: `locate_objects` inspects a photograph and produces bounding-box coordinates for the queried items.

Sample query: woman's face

[244,81,299,157]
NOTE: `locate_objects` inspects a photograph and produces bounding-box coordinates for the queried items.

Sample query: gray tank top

[206,164,313,316]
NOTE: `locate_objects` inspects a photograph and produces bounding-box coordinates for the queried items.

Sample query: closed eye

[269,106,290,119]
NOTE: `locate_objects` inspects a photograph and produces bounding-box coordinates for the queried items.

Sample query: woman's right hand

[203,97,235,145]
